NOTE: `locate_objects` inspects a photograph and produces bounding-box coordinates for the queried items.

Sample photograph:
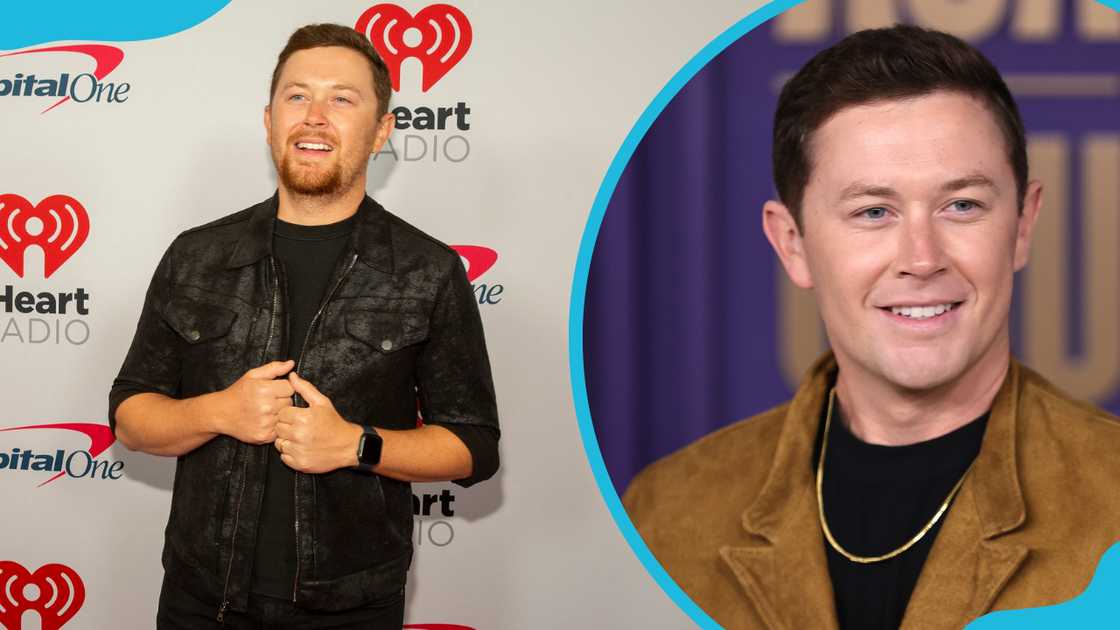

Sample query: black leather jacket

[109,195,499,614]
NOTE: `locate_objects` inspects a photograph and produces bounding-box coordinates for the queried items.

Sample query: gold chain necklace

[816,388,972,564]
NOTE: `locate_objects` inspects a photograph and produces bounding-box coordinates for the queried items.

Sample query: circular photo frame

[570,0,1120,627]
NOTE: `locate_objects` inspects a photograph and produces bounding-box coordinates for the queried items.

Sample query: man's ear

[371,112,395,154]
[263,104,272,147]
[1013,179,1042,271]
[762,199,814,289]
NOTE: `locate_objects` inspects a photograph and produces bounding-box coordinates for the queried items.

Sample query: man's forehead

[277,46,375,91]
[805,92,1011,192]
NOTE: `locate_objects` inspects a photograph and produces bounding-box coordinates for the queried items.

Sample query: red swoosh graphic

[0,422,115,486]
[450,245,497,282]
[0,44,124,113]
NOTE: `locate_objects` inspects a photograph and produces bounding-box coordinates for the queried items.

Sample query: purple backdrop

[584,5,1120,495]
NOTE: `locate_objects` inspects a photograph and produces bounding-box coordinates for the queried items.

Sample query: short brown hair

[270,23,392,117]
[772,24,1027,229]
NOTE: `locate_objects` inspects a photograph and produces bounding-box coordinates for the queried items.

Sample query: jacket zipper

[217,257,280,622]
[291,252,358,602]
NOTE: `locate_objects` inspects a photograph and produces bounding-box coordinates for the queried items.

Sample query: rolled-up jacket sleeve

[417,254,500,487]
[108,246,183,434]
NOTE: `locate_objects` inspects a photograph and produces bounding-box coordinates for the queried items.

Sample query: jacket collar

[225,192,394,275]
[721,353,1030,629]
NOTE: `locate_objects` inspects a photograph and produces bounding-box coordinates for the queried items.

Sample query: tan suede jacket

[624,354,1120,630]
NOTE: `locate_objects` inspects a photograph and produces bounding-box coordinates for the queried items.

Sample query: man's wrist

[343,422,364,469]
[192,391,226,436]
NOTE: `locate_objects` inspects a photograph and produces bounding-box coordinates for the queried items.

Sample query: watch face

[359,429,382,466]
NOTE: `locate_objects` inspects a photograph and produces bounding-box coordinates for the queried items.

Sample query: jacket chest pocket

[344,311,429,355]
[161,296,248,393]
[318,311,430,402]
[163,297,237,344]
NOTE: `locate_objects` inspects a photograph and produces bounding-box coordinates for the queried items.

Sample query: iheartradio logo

[0,195,89,278]
[0,562,84,630]
[356,4,472,92]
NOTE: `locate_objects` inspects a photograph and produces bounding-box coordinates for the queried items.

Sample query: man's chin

[279,168,341,197]
[285,179,340,196]
[873,357,966,394]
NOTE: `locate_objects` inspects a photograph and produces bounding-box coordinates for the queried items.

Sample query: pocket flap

[162,297,237,344]
[345,311,428,353]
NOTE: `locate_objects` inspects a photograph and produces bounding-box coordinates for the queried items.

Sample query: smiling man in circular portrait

[623,24,1120,630]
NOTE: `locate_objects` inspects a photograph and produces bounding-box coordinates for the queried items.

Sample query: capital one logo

[0,44,128,114]
[451,245,502,306]
[355,4,472,92]
[0,195,89,278]
[450,245,496,282]
[0,423,119,486]
[0,562,84,630]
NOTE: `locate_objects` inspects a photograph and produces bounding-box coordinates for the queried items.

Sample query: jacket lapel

[898,484,1029,629]
[226,193,277,269]
[901,360,1031,629]
[721,486,839,630]
[720,355,840,630]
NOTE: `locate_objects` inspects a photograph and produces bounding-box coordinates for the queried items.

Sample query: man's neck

[277,181,366,226]
[832,342,1009,446]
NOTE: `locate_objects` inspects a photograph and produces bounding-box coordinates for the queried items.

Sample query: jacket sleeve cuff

[427,421,500,487]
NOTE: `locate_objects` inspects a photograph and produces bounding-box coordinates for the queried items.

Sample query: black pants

[156,578,405,629]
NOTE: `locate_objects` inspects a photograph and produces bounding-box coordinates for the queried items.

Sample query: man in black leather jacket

[110,24,499,628]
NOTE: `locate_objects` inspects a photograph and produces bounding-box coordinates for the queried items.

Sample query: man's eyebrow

[835,175,999,203]
[280,81,362,94]
[939,174,998,194]
[836,182,900,203]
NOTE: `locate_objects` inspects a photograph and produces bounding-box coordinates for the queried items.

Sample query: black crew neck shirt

[252,215,355,598]
[249,214,501,599]
[815,396,989,630]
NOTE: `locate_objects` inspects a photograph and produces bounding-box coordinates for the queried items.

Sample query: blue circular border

[568,1,800,626]
[568,0,1120,627]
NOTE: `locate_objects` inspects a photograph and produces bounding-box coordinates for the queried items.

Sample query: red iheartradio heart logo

[0,194,89,278]
[450,245,497,282]
[355,3,472,92]
[0,562,85,630]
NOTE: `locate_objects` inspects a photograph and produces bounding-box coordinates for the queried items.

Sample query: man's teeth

[890,303,955,319]
[296,142,332,151]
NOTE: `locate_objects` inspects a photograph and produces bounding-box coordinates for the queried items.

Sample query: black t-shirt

[815,395,988,630]
[251,215,500,598]
[252,216,356,597]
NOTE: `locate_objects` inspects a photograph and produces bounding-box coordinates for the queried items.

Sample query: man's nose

[895,214,947,279]
[303,97,328,126]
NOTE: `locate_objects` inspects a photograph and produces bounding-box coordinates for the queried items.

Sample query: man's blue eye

[289,94,306,102]
[951,200,976,212]
[863,207,887,219]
